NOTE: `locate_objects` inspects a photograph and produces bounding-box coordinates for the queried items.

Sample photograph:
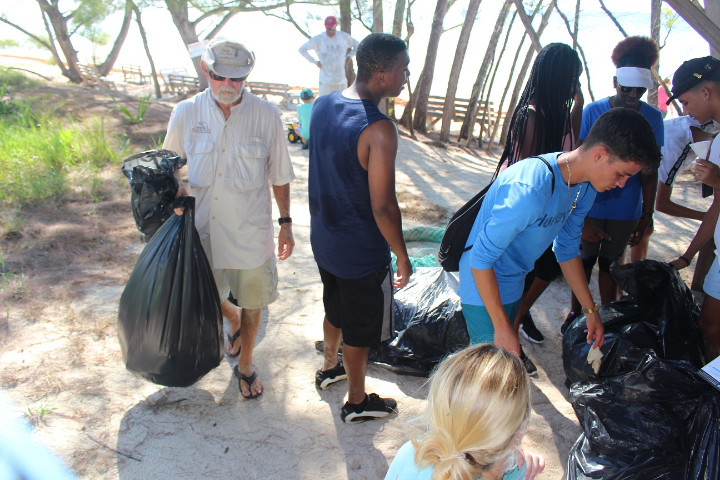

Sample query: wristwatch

[278,217,292,225]
[582,302,600,315]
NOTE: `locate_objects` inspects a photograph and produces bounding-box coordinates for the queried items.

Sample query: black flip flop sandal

[234,366,262,399]
[225,328,242,358]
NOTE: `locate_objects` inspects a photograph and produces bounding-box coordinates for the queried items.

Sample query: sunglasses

[619,86,647,96]
[208,70,247,83]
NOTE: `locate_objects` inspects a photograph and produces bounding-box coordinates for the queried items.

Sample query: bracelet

[641,211,654,218]
[278,217,292,225]
[582,302,600,315]
[679,255,691,265]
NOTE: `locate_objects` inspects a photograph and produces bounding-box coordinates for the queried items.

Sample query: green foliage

[114,94,151,124]
[25,402,56,427]
[0,99,118,208]
[0,39,20,48]
[80,26,111,47]
[71,0,122,29]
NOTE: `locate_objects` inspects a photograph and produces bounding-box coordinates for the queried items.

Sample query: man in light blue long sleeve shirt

[459,108,661,357]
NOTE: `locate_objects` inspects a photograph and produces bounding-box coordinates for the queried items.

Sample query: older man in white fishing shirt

[163,38,295,400]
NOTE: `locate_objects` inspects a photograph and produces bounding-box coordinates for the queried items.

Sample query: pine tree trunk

[473,10,517,147]
[36,0,82,83]
[707,0,720,57]
[498,3,554,149]
[409,0,450,133]
[165,0,206,90]
[131,1,162,99]
[438,0,483,143]
[340,0,356,85]
[649,0,661,109]
[97,1,133,76]
[457,0,513,141]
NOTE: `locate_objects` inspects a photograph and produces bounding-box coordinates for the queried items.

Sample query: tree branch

[0,17,53,51]
[554,2,595,101]
[598,0,628,36]
[353,0,373,32]
[205,9,241,39]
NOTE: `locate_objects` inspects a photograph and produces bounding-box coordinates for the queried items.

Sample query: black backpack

[438,156,555,272]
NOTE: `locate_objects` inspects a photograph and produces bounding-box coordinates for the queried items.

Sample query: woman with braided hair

[568,36,664,321]
[384,343,545,480]
[493,43,583,372]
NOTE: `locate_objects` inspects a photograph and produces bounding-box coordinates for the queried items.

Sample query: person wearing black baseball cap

[668,56,720,359]
[666,56,720,105]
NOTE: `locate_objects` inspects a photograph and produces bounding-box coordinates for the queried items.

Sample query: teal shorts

[462,300,521,345]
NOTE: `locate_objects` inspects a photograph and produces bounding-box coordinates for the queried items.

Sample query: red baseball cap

[325,16,337,29]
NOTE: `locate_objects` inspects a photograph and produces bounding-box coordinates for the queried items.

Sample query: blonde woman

[385,344,545,480]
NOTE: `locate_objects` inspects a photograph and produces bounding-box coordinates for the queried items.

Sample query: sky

[0,0,712,110]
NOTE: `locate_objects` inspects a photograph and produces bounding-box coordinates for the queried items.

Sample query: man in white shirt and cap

[163,38,296,399]
[298,16,360,95]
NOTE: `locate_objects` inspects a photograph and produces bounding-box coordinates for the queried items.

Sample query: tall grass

[0,69,120,208]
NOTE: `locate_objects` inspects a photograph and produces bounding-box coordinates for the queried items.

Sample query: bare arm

[358,119,411,288]
[671,193,719,269]
[471,267,520,355]
[671,160,720,269]
[516,107,539,162]
[272,183,294,261]
[655,182,705,221]
[628,170,658,246]
[570,86,584,146]
[559,257,604,348]
[298,39,319,66]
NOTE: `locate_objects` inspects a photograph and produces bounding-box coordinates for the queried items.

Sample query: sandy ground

[0,55,713,480]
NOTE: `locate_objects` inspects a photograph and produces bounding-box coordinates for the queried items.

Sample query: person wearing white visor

[567,36,664,320]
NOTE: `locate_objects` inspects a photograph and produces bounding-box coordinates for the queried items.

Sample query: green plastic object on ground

[402,226,445,243]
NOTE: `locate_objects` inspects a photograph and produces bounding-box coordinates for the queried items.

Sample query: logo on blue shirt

[535,212,567,228]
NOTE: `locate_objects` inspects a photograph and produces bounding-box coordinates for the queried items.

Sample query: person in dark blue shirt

[308,33,412,424]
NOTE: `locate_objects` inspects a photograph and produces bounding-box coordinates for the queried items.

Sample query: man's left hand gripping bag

[118,196,224,387]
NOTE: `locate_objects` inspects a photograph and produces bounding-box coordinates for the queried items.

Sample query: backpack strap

[532,155,555,195]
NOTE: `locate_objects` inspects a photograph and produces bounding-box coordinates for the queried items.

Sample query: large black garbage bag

[563,260,704,385]
[121,149,187,241]
[118,196,223,387]
[370,267,469,376]
[566,354,720,479]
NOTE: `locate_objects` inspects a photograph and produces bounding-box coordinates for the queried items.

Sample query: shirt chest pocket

[185,139,216,188]
[230,140,268,191]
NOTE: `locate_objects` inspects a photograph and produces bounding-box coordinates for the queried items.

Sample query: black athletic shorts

[523,246,562,291]
[318,265,393,348]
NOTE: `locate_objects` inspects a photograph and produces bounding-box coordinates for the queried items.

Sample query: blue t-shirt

[385,441,526,480]
[458,153,596,306]
[308,91,391,279]
[578,98,664,220]
[296,102,313,139]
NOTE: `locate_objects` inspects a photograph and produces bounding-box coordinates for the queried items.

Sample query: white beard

[210,85,243,105]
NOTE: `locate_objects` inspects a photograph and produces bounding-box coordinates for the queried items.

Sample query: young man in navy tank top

[308,33,412,424]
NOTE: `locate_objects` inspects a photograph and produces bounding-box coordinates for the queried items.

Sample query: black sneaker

[561,311,579,335]
[519,313,545,344]
[315,362,347,390]
[520,349,538,377]
[340,393,398,424]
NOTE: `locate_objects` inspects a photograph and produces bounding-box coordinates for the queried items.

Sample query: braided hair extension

[495,43,582,177]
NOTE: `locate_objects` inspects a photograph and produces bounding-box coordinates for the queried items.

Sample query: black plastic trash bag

[371,267,469,376]
[118,196,223,387]
[563,260,704,386]
[566,354,720,479]
[121,149,187,241]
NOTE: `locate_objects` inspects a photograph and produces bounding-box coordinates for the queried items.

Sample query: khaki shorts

[200,236,278,309]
